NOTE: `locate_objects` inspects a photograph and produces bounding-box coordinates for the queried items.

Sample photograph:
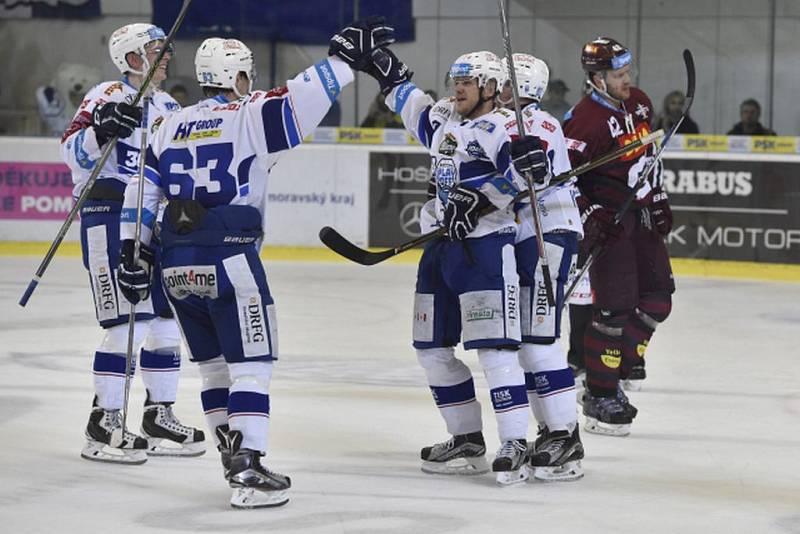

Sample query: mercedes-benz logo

[399,201,424,237]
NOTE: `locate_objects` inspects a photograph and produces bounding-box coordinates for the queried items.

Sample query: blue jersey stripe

[261,98,290,153]
[314,59,341,104]
[496,142,512,175]
[144,166,161,187]
[459,159,496,180]
[282,99,301,147]
[394,81,415,114]
[74,129,95,170]
[228,391,270,416]
[417,106,435,148]
[120,207,156,229]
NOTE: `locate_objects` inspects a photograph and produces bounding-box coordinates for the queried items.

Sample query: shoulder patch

[471,119,496,133]
[151,115,164,134]
[104,82,123,96]
[541,120,556,133]
[466,140,487,159]
[566,138,587,153]
[438,132,458,156]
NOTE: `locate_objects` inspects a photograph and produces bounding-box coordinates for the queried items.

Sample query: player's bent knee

[142,316,182,350]
[228,361,273,390]
[99,322,146,353]
[197,356,231,390]
[416,347,456,369]
[518,341,565,373]
[637,294,672,325]
[591,310,628,338]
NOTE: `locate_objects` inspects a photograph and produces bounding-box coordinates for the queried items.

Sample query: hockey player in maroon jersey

[562,37,674,436]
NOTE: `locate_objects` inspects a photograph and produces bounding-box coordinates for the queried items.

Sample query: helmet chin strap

[588,72,623,107]
[232,72,253,99]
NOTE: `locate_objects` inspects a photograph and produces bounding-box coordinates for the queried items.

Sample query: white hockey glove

[117,239,154,305]
[328,16,395,72]
[442,186,490,241]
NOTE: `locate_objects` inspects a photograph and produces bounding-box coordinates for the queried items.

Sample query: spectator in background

[360,93,403,128]
[540,79,571,122]
[168,84,190,108]
[727,98,775,136]
[36,62,101,136]
[424,89,439,102]
[653,90,699,134]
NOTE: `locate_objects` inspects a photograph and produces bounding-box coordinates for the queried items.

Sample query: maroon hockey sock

[621,312,654,379]
[584,323,624,397]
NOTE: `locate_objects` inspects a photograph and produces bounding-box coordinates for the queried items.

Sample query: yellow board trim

[0,242,797,281]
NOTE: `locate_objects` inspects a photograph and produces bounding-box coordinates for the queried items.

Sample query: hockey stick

[319,129,663,266]
[497,0,555,307]
[119,95,151,438]
[561,49,695,310]
[18,0,194,307]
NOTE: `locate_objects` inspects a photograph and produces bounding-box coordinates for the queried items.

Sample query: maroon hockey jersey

[563,87,661,210]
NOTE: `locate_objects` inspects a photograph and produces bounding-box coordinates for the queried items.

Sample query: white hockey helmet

[449,51,506,94]
[195,38,255,98]
[501,53,549,102]
[109,23,168,75]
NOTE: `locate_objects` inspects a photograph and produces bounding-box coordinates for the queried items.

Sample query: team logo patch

[466,140,487,159]
[151,116,164,134]
[434,158,457,203]
[162,266,218,299]
[471,119,496,133]
[600,349,622,369]
[438,132,458,156]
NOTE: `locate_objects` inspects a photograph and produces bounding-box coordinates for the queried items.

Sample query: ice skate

[616,383,639,418]
[227,431,290,509]
[530,426,584,482]
[215,424,232,480]
[622,365,646,391]
[140,391,206,457]
[583,392,633,437]
[574,369,587,406]
[81,397,147,465]
[420,431,489,475]
[492,439,529,486]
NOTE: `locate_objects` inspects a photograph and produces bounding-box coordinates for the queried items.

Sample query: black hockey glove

[581,203,624,249]
[650,190,673,236]
[367,47,413,96]
[328,16,395,71]
[91,101,142,146]
[117,239,154,305]
[510,135,550,185]
[443,186,490,241]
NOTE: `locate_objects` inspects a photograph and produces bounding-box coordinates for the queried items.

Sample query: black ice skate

[215,424,232,480]
[140,391,206,457]
[227,430,291,509]
[420,431,489,475]
[622,365,646,391]
[616,384,639,419]
[530,426,584,482]
[81,397,147,465]
[583,391,633,437]
[492,439,530,486]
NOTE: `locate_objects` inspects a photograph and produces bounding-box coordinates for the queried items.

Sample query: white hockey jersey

[120,56,354,245]
[385,83,531,238]
[61,78,180,198]
[512,102,583,242]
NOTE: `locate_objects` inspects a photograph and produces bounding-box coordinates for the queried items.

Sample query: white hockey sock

[197,357,231,447]
[478,348,528,442]
[519,342,576,432]
[417,348,482,436]
[92,322,147,410]
[140,317,182,403]
[228,361,272,453]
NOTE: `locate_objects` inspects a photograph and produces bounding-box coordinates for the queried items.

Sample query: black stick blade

[318,227,396,266]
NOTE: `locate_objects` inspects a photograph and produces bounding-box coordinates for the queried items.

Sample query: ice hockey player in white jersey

[360,46,557,485]
[502,54,585,481]
[60,23,204,465]
[116,19,394,508]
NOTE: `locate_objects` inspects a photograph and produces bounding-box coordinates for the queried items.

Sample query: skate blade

[421,456,490,476]
[230,487,289,509]
[533,460,584,482]
[145,438,206,457]
[81,440,147,465]
[495,465,530,486]
[622,379,642,392]
[583,417,630,437]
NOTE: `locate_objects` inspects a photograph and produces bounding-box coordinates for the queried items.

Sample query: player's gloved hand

[367,47,413,96]
[581,203,624,248]
[650,190,673,235]
[117,239,154,305]
[442,186,490,240]
[328,16,395,71]
[510,135,550,185]
[91,101,142,146]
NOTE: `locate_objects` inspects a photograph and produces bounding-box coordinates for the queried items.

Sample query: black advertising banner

[369,152,431,247]
[368,150,800,264]
[662,156,800,263]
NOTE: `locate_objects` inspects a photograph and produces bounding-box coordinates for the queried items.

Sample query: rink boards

[0,135,798,281]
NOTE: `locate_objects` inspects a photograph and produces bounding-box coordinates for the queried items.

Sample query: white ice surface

[1,257,799,534]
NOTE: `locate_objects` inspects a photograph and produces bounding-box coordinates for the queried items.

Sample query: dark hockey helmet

[580,37,632,72]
